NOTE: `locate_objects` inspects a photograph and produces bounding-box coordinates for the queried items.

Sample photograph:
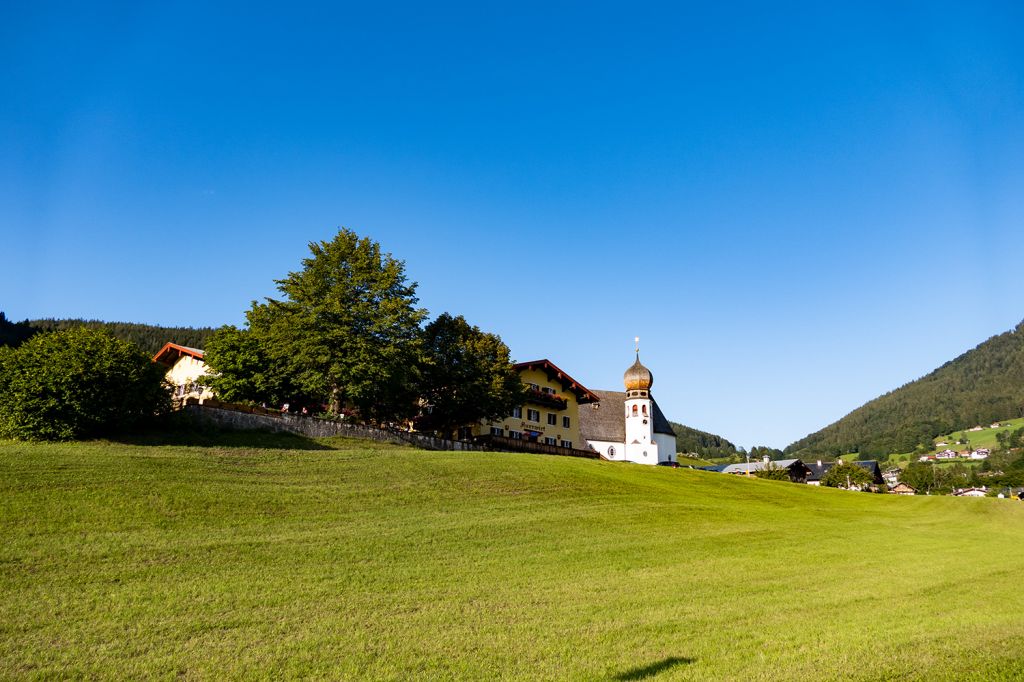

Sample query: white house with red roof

[153,342,214,403]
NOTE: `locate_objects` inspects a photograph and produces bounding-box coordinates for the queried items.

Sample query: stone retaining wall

[182,404,484,451]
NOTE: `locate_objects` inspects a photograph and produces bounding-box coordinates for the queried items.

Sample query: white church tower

[623,339,660,464]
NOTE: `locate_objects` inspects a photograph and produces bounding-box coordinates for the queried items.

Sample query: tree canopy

[670,421,738,458]
[415,313,524,438]
[204,229,428,421]
[0,327,170,440]
[752,463,791,481]
[0,313,215,355]
[820,462,874,489]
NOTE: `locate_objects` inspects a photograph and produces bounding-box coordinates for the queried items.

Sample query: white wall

[654,432,676,463]
[587,439,625,460]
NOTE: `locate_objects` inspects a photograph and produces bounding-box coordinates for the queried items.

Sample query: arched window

[632,405,638,416]
[642,404,648,416]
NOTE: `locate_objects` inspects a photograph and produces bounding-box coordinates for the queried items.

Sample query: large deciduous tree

[0,327,170,440]
[417,313,525,439]
[205,229,427,421]
[202,324,296,406]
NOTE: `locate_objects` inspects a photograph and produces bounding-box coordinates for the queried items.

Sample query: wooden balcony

[524,388,568,410]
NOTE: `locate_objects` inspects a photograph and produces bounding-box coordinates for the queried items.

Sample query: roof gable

[153,342,205,366]
[515,359,599,404]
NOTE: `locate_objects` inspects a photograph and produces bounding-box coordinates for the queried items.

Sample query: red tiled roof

[153,342,205,366]
[514,359,600,403]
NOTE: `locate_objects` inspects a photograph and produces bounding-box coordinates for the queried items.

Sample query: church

[578,351,677,465]
[470,346,677,465]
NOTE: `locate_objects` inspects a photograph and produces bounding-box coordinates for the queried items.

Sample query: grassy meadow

[3,433,1024,680]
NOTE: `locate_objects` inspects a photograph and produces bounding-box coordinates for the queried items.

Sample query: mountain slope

[0,313,215,355]
[787,320,1024,458]
[669,420,737,457]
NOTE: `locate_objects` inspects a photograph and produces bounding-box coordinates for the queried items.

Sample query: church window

[632,405,638,416]
[642,404,647,415]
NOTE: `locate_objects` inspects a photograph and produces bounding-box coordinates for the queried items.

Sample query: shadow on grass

[110,415,333,451]
[613,657,696,681]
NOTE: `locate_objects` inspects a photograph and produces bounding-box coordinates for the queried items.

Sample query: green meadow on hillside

[870,418,1024,467]
[934,418,1024,451]
[2,434,1024,680]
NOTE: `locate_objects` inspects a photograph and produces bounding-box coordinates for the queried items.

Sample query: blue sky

[2,2,1022,448]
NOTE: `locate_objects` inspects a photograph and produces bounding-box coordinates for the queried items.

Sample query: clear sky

[2,2,1022,448]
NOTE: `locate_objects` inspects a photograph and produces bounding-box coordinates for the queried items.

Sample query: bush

[753,463,791,481]
[0,327,170,440]
[821,462,874,489]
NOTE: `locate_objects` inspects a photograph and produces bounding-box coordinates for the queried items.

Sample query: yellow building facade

[472,359,599,450]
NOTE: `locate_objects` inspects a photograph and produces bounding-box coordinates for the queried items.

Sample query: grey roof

[721,459,804,475]
[805,460,883,483]
[577,390,677,443]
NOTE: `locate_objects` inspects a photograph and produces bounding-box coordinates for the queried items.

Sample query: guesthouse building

[472,359,600,450]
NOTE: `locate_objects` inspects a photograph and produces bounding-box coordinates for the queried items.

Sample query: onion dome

[623,354,654,391]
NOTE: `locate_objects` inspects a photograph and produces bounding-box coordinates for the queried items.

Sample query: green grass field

[3,433,1024,680]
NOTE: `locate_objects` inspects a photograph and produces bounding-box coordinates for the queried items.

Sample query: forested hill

[670,421,738,458]
[0,313,216,355]
[786,320,1024,459]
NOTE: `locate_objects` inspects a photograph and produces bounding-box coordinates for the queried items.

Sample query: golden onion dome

[623,355,653,391]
